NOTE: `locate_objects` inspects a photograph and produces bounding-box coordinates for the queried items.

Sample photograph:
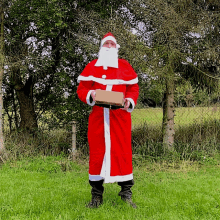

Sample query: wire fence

[131,101,220,157]
[68,103,220,158]
[132,105,220,127]
[3,96,220,159]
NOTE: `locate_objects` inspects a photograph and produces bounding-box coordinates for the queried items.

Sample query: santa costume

[77,32,139,208]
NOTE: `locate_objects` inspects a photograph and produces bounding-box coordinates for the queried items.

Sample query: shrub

[3,128,72,161]
[132,119,220,161]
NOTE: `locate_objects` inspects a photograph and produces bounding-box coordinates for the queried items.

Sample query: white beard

[95,47,118,70]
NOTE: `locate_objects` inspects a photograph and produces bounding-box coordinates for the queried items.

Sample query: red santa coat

[77,59,139,183]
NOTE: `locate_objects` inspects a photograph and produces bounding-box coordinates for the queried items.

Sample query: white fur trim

[125,98,135,113]
[100,85,113,183]
[89,175,104,181]
[78,75,138,85]
[86,90,95,106]
[89,173,133,183]
[88,84,135,183]
[102,107,111,183]
[101,36,117,46]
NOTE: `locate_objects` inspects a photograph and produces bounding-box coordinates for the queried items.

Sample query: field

[1,107,220,219]
[131,106,220,128]
[1,156,220,219]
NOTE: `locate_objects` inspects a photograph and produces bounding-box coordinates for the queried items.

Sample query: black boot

[87,179,104,208]
[118,179,137,208]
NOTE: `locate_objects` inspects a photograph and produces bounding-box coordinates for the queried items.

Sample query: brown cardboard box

[95,90,124,108]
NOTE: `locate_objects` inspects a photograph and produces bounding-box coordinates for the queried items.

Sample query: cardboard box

[95,90,124,108]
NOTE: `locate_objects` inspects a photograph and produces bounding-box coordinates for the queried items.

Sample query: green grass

[1,156,220,219]
[131,107,220,128]
[131,107,220,149]
[131,108,163,127]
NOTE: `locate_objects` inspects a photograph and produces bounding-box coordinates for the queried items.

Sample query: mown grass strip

[131,107,220,127]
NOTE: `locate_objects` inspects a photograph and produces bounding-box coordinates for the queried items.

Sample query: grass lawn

[1,156,220,219]
[131,107,220,128]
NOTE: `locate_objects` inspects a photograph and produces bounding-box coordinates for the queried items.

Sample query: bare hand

[91,91,96,101]
[122,99,130,111]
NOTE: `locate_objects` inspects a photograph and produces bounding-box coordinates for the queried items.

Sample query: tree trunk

[0,3,4,153]
[12,88,19,129]
[16,91,38,131]
[13,74,38,131]
[162,78,175,151]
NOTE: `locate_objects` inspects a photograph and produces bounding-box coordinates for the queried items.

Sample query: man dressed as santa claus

[77,32,139,208]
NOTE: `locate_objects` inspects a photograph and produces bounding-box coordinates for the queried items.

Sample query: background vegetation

[0,0,219,160]
[0,1,220,218]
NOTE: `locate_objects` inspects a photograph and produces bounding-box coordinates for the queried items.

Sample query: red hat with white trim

[101,32,120,48]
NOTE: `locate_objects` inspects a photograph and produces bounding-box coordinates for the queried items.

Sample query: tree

[121,0,220,150]
[0,0,5,153]
[3,0,109,131]
[3,0,129,152]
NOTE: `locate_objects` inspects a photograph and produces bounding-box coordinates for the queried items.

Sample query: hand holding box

[95,90,124,108]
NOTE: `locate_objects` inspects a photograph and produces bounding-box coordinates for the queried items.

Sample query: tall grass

[131,107,220,161]
[3,128,72,161]
[2,107,220,163]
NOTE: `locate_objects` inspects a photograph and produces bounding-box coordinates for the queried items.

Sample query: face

[103,40,116,48]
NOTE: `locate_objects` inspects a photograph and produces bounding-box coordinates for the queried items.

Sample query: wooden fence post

[72,121,77,160]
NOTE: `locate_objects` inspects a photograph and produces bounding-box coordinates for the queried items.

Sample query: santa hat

[101,32,120,48]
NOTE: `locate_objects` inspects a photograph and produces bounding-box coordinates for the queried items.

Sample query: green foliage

[138,76,164,107]
[3,128,72,161]
[119,0,219,149]
[3,0,130,144]
[2,0,220,154]
[132,108,220,161]
[124,0,220,91]
[174,80,220,107]
[78,0,126,18]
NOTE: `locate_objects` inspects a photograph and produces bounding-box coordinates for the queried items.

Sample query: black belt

[95,103,123,109]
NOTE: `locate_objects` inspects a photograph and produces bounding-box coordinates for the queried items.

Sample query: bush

[3,128,72,161]
[132,119,220,161]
